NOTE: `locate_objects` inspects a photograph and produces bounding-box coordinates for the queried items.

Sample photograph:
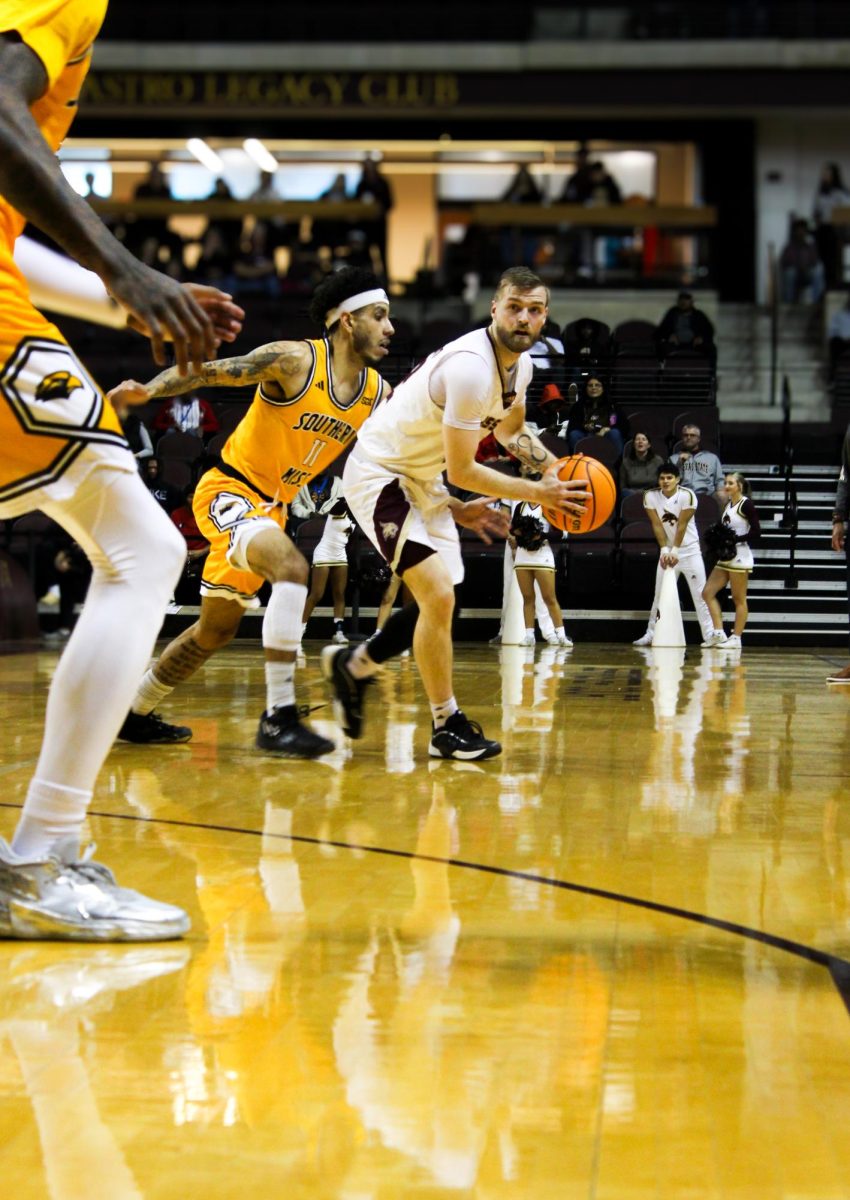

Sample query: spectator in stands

[656,291,716,366]
[671,423,725,504]
[141,458,183,514]
[584,162,622,207]
[119,410,154,462]
[195,223,237,295]
[354,158,393,275]
[813,162,850,289]
[127,161,184,277]
[779,218,825,304]
[827,422,850,683]
[502,164,543,205]
[233,222,280,298]
[562,317,612,369]
[154,393,219,440]
[205,176,243,264]
[619,431,664,496]
[566,375,628,455]
[249,169,289,256]
[559,147,593,203]
[827,293,850,382]
[170,485,209,602]
[320,173,349,203]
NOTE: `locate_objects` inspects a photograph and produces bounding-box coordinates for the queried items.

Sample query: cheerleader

[510,499,572,648]
[701,472,761,649]
[292,472,353,643]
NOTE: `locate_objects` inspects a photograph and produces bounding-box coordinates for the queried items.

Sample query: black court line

[3,801,850,1019]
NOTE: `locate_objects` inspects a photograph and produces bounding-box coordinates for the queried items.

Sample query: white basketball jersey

[644,485,700,551]
[355,327,533,482]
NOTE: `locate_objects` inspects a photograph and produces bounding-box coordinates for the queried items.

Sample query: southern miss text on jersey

[221,337,385,503]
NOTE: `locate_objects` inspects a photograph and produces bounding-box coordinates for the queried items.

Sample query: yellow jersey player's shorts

[0,322,134,518]
[193,466,288,608]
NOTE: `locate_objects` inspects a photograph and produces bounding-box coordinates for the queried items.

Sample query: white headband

[325,288,389,329]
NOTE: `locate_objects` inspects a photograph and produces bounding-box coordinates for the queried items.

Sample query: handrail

[778,373,799,589]
[767,241,779,407]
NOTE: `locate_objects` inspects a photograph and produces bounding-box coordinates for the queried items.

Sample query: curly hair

[308,267,382,331]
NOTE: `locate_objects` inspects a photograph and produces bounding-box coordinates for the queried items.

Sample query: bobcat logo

[379,521,399,541]
[661,510,678,525]
[480,416,499,431]
[35,371,83,401]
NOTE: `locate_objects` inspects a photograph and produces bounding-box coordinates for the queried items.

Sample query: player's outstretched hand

[106,379,149,418]
[127,283,245,348]
[537,468,589,515]
[453,497,511,545]
[106,260,230,374]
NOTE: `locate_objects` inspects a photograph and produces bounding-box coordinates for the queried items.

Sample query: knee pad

[228,517,280,573]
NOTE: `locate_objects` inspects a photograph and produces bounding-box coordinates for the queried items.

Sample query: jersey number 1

[302,438,326,468]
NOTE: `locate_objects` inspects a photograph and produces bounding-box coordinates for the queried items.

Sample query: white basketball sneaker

[519,631,536,647]
[0,838,190,942]
[701,630,728,648]
[722,634,742,649]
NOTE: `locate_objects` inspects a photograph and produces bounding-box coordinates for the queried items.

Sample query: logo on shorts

[480,416,499,431]
[380,521,399,541]
[35,371,83,401]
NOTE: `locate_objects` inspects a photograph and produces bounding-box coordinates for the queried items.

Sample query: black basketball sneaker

[321,645,372,739]
[429,710,501,761]
[117,711,192,744]
[255,706,334,758]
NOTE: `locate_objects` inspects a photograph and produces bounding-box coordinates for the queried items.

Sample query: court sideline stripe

[4,802,843,1019]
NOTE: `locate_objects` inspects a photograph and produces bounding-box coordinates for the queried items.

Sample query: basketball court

[2,639,849,1197]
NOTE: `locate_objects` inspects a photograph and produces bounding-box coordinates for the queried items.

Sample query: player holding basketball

[107,268,393,758]
[323,267,587,760]
[0,0,244,941]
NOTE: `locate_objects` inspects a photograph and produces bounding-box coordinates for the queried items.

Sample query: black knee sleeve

[367,601,419,663]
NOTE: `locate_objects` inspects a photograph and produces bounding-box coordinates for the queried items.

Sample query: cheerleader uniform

[313,511,353,567]
[717,496,760,572]
[511,501,555,571]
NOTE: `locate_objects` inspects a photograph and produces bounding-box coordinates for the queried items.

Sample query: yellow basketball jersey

[0,0,108,336]
[0,0,125,511]
[221,337,385,503]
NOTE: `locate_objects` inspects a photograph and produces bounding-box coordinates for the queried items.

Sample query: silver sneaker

[0,839,190,942]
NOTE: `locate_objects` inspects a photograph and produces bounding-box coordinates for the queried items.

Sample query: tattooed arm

[106,341,312,412]
[493,403,558,474]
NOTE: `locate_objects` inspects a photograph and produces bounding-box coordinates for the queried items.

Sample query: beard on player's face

[493,319,540,353]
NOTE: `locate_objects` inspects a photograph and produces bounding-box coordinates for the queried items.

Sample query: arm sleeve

[740,497,761,542]
[436,353,495,431]
[13,238,126,328]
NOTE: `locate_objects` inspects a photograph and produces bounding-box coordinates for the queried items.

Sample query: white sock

[526,627,535,638]
[430,696,459,728]
[265,660,296,712]
[132,668,174,715]
[12,779,92,859]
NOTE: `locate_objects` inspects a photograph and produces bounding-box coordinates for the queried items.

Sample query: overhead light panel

[186,138,224,173]
[243,138,278,173]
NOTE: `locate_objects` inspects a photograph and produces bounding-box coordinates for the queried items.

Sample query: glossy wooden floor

[2,640,850,1199]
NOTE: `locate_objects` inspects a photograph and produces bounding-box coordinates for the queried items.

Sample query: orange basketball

[542,454,616,535]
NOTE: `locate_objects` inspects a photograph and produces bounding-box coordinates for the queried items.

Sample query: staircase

[716,303,828,424]
[727,461,847,645]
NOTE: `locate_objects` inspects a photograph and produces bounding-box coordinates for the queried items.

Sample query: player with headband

[107,268,393,758]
